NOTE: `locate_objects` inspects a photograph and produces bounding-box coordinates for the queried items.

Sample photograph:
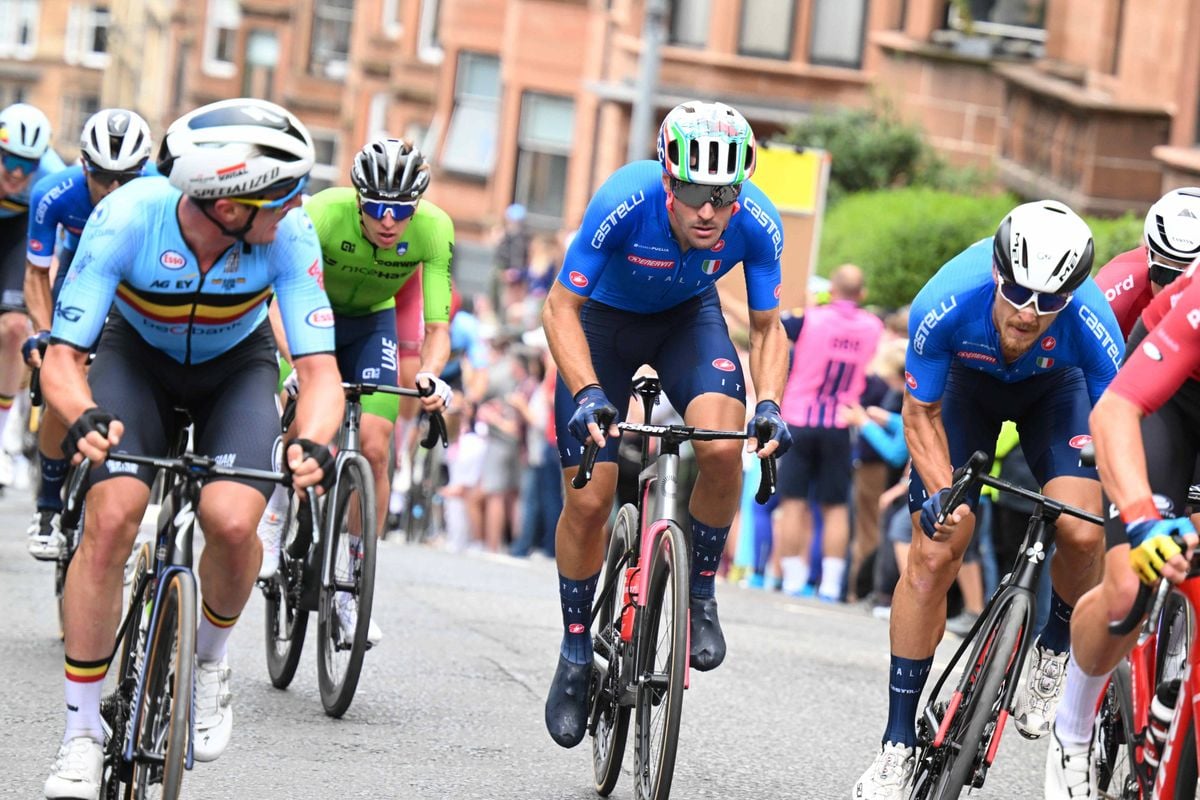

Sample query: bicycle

[260,380,446,717]
[907,449,1105,800]
[398,411,446,544]
[574,376,777,800]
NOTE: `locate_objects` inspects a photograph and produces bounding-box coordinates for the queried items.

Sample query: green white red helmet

[657,101,756,186]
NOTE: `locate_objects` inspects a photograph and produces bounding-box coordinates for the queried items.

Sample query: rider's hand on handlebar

[286,438,336,493]
[416,371,453,413]
[747,400,792,458]
[568,384,618,448]
[62,407,123,465]
[22,330,49,368]
[1127,517,1196,585]
[919,487,971,542]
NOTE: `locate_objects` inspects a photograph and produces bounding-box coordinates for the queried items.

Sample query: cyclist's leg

[29,258,72,556]
[0,216,31,461]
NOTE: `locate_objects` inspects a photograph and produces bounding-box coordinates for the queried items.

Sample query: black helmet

[350,138,430,201]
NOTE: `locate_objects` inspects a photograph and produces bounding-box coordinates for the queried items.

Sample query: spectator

[474,331,528,552]
[510,338,561,557]
[492,203,530,309]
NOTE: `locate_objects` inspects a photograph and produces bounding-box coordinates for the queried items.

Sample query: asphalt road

[0,484,1048,799]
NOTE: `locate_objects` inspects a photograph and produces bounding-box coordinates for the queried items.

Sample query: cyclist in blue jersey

[24,108,156,561]
[853,201,1122,800]
[39,99,345,800]
[541,100,793,748]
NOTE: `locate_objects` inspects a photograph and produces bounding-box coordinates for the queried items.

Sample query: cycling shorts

[907,361,1097,515]
[778,425,852,505]
[84,315,282,497]
[394,270,423,360]
[335,307,400,423]
[0,214,27,311]
[554,286,745,468]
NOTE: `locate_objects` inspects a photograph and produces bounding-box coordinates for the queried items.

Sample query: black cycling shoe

[544,655,593,748]
[689,595,726,672]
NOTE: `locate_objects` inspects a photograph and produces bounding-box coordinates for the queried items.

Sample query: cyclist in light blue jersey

[40,99,345,800]
[541,100,793,749]
[24,108,157,561]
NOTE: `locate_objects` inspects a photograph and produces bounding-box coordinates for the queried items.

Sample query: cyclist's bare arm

[415,320,450,413]
[285,352,344,487]
[1089,391,1151,515]
[41,342,124,462]
[267,299,292,364]
[746,307,788,406]
[23,259,52,366]
[542,281,599,396]
[902,392,966,526]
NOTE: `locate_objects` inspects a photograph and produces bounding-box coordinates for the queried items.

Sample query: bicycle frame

[1152,575,1200,799]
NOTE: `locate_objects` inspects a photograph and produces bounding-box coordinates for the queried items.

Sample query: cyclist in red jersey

[1043,261,1200,797]
[1095,188,1200,338]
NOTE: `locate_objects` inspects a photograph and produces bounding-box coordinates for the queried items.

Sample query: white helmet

[0,102,51,160]
[81,108,152,172]
[1144,187,1200,266]
[657,100,756,185]
[992,200,1095,294]
[156,98,314,200]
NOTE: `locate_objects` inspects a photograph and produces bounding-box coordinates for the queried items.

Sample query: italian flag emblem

[700,259,721,275]
[1036,357,1054,369]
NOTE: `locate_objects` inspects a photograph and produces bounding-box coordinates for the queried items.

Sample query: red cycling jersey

[1095,246,1152,339]
[1110,262,1200,414]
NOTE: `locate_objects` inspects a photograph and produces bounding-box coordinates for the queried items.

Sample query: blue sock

[1036,590,1073,654]
[883,655,933,748]
[38,455,68,513]
[559,571,599,665]
[690,520,731,599]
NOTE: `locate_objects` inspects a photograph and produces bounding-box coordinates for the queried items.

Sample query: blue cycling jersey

[0,149,67,218]
[51,176,335,365]
[558,160,783,313]
[27,163,158,267]
[906,239,1124,406]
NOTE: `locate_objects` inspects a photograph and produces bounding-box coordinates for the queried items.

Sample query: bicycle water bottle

[1145,678,1181,769]
[620,567,639,642]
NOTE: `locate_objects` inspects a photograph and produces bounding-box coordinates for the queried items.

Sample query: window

[204,0,240,77]
[514,93,574,225]
[381,0,401,39]
[440,52,500,176]
[738,0,794,59]
[948,0,1047,42]
[310,0,354,79]
[810,0,866,68]
[0,84,26,107]
[367,92,390,141]
[668,0,710,47]
[61,95,101,148]
[242,29,278,99]
[0,0,39,58]
[417,0,442,63]
[308,131,339,194]
[65,2,109,68]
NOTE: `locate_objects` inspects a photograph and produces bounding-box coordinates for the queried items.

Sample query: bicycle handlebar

[341,381,448,449]
[937,449,1105,527]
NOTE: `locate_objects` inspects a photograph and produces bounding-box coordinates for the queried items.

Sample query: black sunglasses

[669,178,741,209]
[88,167,141,186]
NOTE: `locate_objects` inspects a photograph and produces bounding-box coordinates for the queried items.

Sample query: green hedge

[815,188,1146,309]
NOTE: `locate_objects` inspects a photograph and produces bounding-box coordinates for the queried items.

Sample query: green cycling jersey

[304,186,454,319]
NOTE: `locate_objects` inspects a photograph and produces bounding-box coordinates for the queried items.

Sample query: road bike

[261,381,446,717]
[397,411,447,544]
[908,449,1104,799]
[575,376,776,800]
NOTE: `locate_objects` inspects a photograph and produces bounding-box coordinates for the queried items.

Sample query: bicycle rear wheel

[632,522,688,800]
[264,489,310,688]
[403,440,437,544]
[1094,662,1138,800]
[1174,718,1198,800]
[127,571,196,800]
[591,504,636,795]
[317,455,377,717]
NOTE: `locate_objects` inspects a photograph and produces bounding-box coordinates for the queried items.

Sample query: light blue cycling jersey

[906,238,1124,405]
[27,163,158,267]
[0,149,67,218]
[558,160,783,313]
[51,176,335,365]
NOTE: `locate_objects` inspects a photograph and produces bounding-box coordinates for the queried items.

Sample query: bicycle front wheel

[1094,661,1138,800]
[264,489,309,688]
[592,504,636,796]
[317,455,377,717]
[632,521,688,800]
[128,571,196,800]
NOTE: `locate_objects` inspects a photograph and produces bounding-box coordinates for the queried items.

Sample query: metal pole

[627,0,668,162]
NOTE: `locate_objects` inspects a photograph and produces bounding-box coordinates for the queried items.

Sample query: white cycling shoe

[1045,726,1097,799]
[27,510,65,561]
[44,736,103,800]
[1014,644,1069,739]
[335,592,382,647]
[193,657,233,762]
[852,741,915,800]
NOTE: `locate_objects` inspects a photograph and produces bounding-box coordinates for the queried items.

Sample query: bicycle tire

[264,489,309,689]
[317,454,377,717]
[632,521,688,800]
[1094,661,1138,800]
[592,504,636,796]
[128,571,195,800]
[403,443,437,544]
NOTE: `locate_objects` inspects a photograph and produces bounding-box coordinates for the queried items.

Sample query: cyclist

[541,100,792,748]
[1045,260,1200,798]
[24,107,155,560]
[853,200,1122,799]
[1095,187,1200,338]
[0,102,64,485]
[39,98,344,800]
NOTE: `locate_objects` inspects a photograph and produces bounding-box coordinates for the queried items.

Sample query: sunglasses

[997,280,1073,315]
[228,176,308,210]
[1147,251,1190,288]
[1,151,37,175]
[87,167,141,186]
[669,178,741,209]
[359,197,418,221]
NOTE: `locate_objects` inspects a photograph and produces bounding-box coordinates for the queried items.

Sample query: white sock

[64,674,106,743]
[781,556,809,594]
[1054,652,1110,746]
[196,602,238,663]
[819,557,846,598]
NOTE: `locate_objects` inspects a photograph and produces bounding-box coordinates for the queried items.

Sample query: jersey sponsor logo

[627,255,673,269]
[712,358,736,372]
[340,240,355,253]
[1076,304,1122,371]
[1068,434,1092,449]
[29,240,43,252]
[590,190,646,248]
[1036,357,1054,369]
[1041,336,1056,350]
[160,250,186,270]
[362,367,381,380]
[306,307,335,328]
[35,177,76,224]
[956,350,997,364]
[740,196,783,261]
[307,259,324,291]
[213,453,237,467]
[569,271,589,288]
[774,284,781,299]
[89,203,110,226]
[700,259,721,275]
[54,302,85,323]
[905,371,918,390]
[1142,341,1164,361]
[912,296,958,355]
[712,239,726,253]
[396,242,409,255]
[1104,273,1135,302]
[1189,308,1200,330]
[216,162,248,180]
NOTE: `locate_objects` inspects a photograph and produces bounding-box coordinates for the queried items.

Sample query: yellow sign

[754,145,828,215]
